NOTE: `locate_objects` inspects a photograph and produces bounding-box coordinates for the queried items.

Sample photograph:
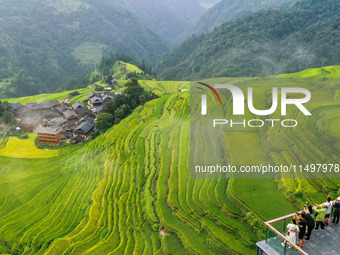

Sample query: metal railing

[264,212,308,255]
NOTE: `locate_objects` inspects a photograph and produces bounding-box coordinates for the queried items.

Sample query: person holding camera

[323,196,333,226]
[296,210,315,241]
[294,212,307,248]
[303,205,313,215]
[313,204,327,231]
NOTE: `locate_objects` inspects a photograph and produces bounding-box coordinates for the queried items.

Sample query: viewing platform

[257,212,340,255]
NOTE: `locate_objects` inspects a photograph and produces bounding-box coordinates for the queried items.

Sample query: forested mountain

[156,0,340,80]
[194,0,298,34]
[0,0,169,98]
[113,0,205,47]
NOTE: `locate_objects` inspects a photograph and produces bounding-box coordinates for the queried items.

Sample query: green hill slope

[277,66,340,78]
[0,0,169,98]
[0,88,257,255]
[156,0,340,80]
[1,76,340,254]
[2,60,185,105]
[193,0,297,34]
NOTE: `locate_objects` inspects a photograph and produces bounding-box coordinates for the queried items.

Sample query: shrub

[17,131,28,139]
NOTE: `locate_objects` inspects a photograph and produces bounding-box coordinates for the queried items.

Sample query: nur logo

[199,82,312,116]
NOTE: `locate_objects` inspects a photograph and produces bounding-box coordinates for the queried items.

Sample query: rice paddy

[0,134,57,158]
[0,72,339,254]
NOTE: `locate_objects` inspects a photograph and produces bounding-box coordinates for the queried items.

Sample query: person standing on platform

[282,219,300,248]
[313,204,326,231]
[332,197,340,225]
[323,196,333,226]
[294,212,307,248]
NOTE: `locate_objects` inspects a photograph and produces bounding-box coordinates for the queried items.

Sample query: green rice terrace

[277,66,340,78]
[0,66,340,254]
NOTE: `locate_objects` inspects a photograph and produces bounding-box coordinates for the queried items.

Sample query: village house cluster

[10,90,122,145]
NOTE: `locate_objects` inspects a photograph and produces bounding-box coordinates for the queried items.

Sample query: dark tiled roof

[63,110,78,120]
[89,96,103,104]
[72,101,85,110]
[101,94,113,102]
[21,111,42,119]
[49,117,67,127]
[93,105,103,114]
[30,101,60,111]
[14,105,30,115]
[88,92,98,99]
[42,109,61,120]
[37,127,62,135]
[68,91,80,97]
[74,121,94,134]
[10,102,24,110]
[56,105,69,113]
[77,116,94,125]
[49,100,60,106]
[75,107,95,118]
[20,116,41,125]
[26,102,38,108]
[30,105,46,111]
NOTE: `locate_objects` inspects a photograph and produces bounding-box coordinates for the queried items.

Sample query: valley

[0,0,339,253]
[0,64,339,254]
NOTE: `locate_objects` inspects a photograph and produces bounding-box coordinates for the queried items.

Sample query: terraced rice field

[0,76,339,254]
[139,80,189,95]
[110,61,144,81]
[277,66,340,78]
[3,87,93,105]
[0,134,57,158]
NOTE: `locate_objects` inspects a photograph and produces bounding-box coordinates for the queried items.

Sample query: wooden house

[37,127,62,145]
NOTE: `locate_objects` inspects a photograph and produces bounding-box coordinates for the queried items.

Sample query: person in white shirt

[282,219,299,248]
[323,196,332,226]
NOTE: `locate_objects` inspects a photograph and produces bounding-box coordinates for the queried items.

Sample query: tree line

[95,78,158,132]
[0,101,15,124]
[66,53,155,90]
[156,0,340,80]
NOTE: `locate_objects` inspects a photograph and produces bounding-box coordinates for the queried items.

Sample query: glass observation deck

[257,211,339,255]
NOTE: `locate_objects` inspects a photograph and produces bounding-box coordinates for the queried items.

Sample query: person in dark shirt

[295,212,307,248]
[332,197,340,225]
[301,212,315,240]
[307,205,313,215]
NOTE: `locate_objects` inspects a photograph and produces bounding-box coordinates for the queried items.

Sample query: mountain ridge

[0,0,169,98]
[156,0,340,80]
[193,0,298,34]
[113,0,205,47]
